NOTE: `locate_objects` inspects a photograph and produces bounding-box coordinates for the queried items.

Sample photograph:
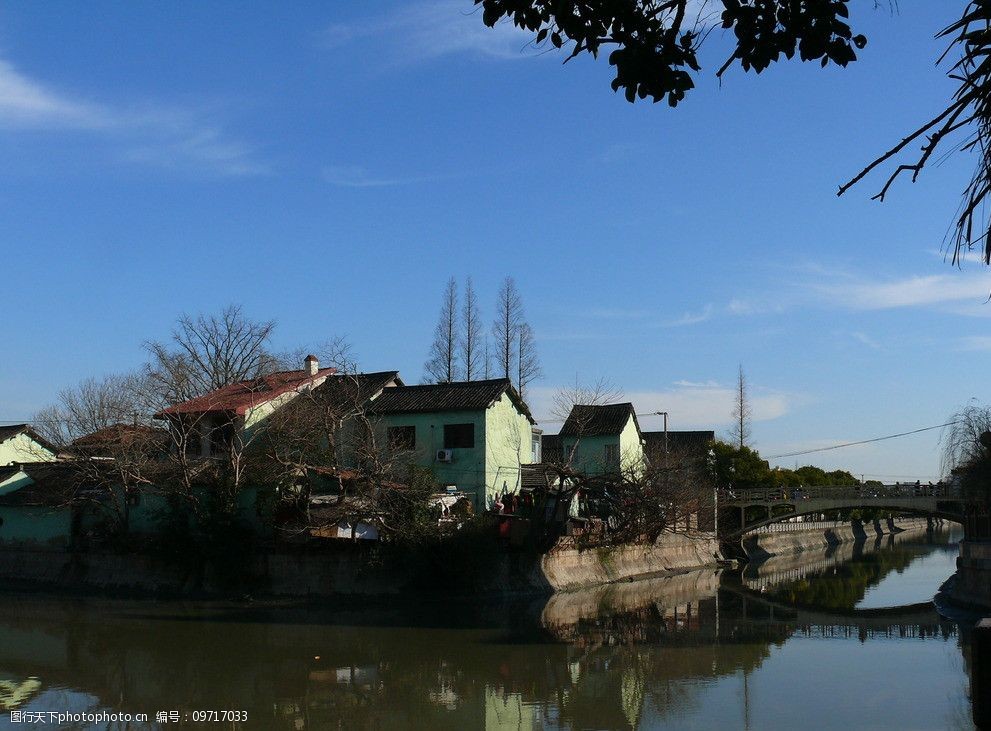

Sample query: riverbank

[0,531,723,599]
[740,517,931,560]
[0,533,971,731]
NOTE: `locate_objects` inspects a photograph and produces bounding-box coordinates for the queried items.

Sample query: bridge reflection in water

[0,529,978,730]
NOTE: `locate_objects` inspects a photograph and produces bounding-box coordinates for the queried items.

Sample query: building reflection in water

[0,529,977,730]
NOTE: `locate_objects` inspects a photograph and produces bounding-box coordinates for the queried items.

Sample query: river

[0,527,979,730]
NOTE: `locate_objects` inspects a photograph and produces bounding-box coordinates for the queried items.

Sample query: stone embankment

[953,540,991,609]
[537,532,721,591]
[0,531,723,599]
[741,517,931,560]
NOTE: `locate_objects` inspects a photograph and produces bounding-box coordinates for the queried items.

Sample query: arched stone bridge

[716,484,967,540]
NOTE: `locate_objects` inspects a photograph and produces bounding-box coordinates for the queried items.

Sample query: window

[604,443,620,465]
[388,425,416,451]
[443,423,475,449]
[208,420,236,457]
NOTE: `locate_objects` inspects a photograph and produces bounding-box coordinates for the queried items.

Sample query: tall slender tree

[424,278,459,383]
[492,276,523,382]
[517,322,541,400]
[460,276,483,381]
[729,365,752,449]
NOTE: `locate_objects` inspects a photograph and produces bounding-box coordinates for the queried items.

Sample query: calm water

[0,528,979,730]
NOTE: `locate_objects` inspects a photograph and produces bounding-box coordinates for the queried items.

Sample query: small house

[369,378,535,509]
[558,403,644,475]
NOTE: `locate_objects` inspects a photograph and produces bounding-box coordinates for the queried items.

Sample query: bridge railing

[720,483,960,503]
[751,520,847,533]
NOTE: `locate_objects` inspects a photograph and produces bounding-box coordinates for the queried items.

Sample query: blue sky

[1,1,988,480]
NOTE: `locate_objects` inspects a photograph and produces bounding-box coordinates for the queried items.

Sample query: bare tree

[143,304,276,405]
[483,336,492,379]
[941,402,991,499]
[517,322,542,400]
[254,364,439,545]
[32,373,166,535]
[942,402,991,473]
[550,377,625,466]
[526,445,713,549]
[461,277,483,381]
[32,373,145,447]
[425,278,459,383]
[551,376,625,425]
[729,365,752,449]
[277,336,358,375]
[141,306,282,519]
[492,276,523,382]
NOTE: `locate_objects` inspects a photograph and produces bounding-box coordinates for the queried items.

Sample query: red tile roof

[156,367,336,417]
[68,424,171,456]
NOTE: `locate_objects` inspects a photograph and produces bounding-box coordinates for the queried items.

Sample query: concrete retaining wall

[953,540,991,609]
[539,532,721,591]
[741,517,930,559]
[0,531,723,598]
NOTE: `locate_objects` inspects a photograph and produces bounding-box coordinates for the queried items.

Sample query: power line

[766,421,960,460]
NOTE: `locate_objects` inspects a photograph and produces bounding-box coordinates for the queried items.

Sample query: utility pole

[654,411,668,453]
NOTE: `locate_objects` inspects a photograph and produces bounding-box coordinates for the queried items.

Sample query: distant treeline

[711,441,883,490]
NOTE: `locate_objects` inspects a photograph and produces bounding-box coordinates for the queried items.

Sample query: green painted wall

[484,392,534,505]
[561,415,644,476]
[378,408,487,506]
[0,470,69,547]
[0,506,72,547]
[618,415,644,473]
[0,433,56,466]
[377,394,533,509]
[0,470,33,495]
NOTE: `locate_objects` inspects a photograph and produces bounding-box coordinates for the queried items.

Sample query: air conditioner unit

[436,449,453,463]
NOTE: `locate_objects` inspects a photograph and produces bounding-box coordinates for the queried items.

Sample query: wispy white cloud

[586,307,652,320]
[814,272,991,311]
[663,304,714,327]
[850,331,882,350]
[321,1,536,64]
[0,59,106,127]
[0,57,263,175]
[528,379,799,430]
[323,164,449,188]
[323,165,431,188]
[626,383,794,430]
[957,336,991,351]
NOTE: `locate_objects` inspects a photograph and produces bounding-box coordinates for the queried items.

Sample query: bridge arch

[724,504,963,537]
[716,485,966,541]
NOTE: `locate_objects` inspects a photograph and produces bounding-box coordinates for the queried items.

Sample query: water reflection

[0,527,977,730]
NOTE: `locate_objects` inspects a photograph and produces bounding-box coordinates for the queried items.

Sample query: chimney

[304,354,319,376]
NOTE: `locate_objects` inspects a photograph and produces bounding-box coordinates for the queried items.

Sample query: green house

[369,379,536,509]
[557,403,645,476]
[0,463,77,548]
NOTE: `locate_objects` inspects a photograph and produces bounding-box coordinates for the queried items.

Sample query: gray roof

[0,462,82,507]
[642,430,715,454]
[0,465,22,483]
[370,379,534,423]
[559,403,639,437]
[0,424,28,442]
[521,463,561,490]
[314,371,403,409]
